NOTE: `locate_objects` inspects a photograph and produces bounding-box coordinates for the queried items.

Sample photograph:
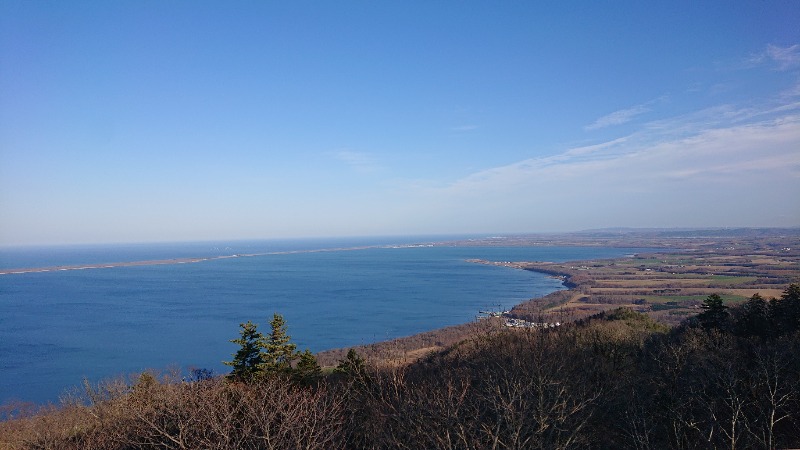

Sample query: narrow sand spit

[0,244,394,275]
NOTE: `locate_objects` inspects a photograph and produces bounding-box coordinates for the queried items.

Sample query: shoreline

[4,228,795,275]
[3,232,797,404]
[0,238,651,276]
[0,245,395,275]
[319,236,799,364]
[317,260,579,367]
[0,257,217,275]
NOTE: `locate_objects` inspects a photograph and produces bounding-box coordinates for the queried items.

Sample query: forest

[1,285,799,449]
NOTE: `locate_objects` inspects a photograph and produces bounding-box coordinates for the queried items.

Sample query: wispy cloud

[367,47,800,232]
[749,44,800,71]
[453,110,800,192]
[403,96,800,231]
[562,137,630,158]
[332,150,381,173]
[782,81,800,99]
[451,125,478,132]
[585,104,650,130]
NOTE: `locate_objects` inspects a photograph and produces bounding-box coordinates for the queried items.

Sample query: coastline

[0,245,390,275]
[319,233,800,364]
[5,228,795,276]
[317,259,578,366]
[3,230,797,403]
[4,241,583,405]
[316,260,578,367]
[0,257,217,275]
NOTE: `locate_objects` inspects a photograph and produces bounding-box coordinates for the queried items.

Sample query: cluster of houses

[503,317,562,328]
[477,310,561,329]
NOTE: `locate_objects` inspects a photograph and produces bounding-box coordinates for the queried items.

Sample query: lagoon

[0,238,647,405]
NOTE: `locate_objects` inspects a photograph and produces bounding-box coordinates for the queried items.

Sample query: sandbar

[0,244,399,275]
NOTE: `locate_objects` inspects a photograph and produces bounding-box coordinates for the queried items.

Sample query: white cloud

[562,137,631,158]
[767,44,800,70]
[332,150,381,173]
[585,104,650,130]
[402,99,800,231]
[749,44,800,71]
[782,81,800,99]
[457,113,800,191]
[451,125,478,132]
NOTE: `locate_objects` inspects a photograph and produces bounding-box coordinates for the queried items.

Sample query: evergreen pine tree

[293,349,322,385]
[736,293,771,337]
[771,283,800,335]
[224,321,265,381]
[698,293,729,330]
[336,348,366,377]
[259,313,298,374]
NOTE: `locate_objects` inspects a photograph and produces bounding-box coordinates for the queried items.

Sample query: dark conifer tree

[224,321,264,381]
[771,283,800,335]
[294,349,323,385]
[735,293,771,337]
[698,293,729,330]
[259,313,298,374]
[336,348,366,377]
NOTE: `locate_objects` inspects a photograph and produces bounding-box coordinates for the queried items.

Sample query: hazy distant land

[317,228,800,365]
[5,228,796,276]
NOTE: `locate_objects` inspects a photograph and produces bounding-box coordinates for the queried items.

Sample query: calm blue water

[0,239,647,405]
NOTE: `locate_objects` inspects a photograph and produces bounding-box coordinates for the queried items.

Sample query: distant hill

[574,226,800,238]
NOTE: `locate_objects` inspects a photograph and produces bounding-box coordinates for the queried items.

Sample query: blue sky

[1,1,799,245]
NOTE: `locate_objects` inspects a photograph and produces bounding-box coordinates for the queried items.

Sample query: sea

[0,237,650,406]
